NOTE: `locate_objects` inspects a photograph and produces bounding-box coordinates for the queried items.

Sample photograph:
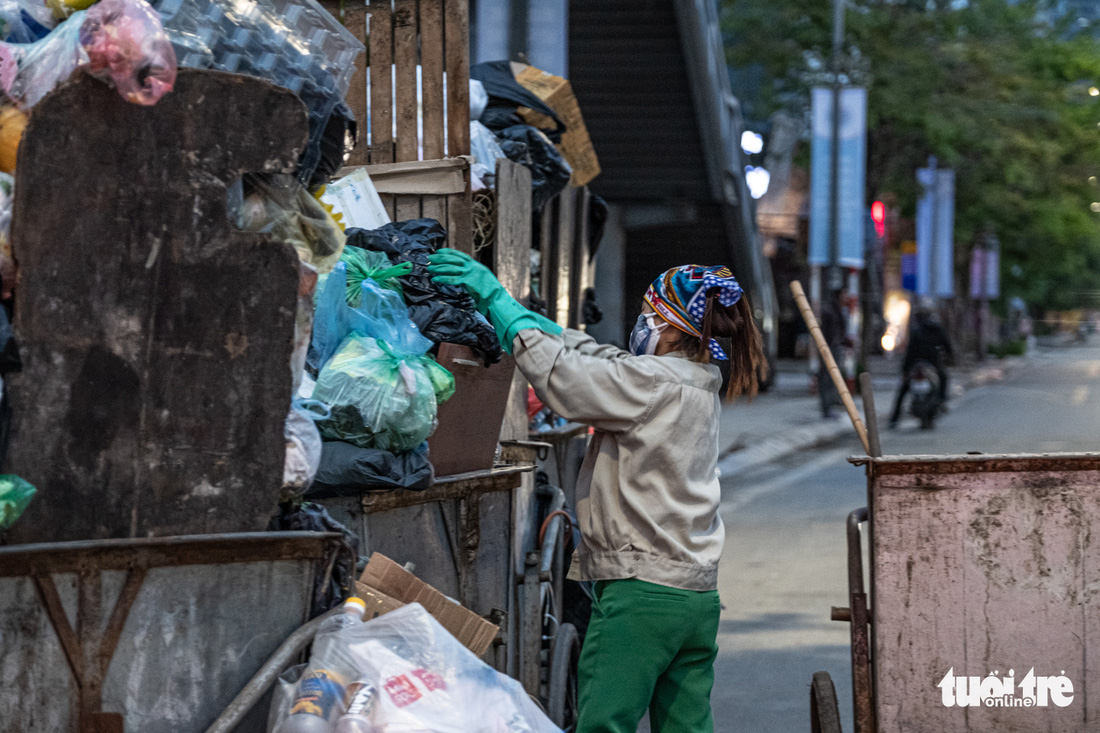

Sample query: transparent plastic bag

[354,279,432,357]
[291,262,318,396]
[308,261,351,373]
[267,663,306,733]
[271,615,362,733]
[80,0,176,104]
[312,335,439,453]
[282,399,329,500]
[150,0,363,183]
[470,120,506,188]
[342,603,561,733]
[0,11,86,108]
[236,174,347,274]
[0,0,175,110]
[0,474,35,530]
[0,0,55,42]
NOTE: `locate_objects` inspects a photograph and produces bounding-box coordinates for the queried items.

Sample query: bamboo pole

[790,280,871,455]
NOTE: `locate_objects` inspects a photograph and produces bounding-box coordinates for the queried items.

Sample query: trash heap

[270,597,560,733]
[0,0,509,532]
[466,60,607,320]
[299,215,507,495]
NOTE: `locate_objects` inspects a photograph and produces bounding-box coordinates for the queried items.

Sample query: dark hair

[671,289,767,401]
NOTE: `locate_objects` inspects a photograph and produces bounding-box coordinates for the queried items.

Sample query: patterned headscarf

[644,265,744,361]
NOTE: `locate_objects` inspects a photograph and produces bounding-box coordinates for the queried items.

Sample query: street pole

[828,0,848,383]
[828,0,845,297]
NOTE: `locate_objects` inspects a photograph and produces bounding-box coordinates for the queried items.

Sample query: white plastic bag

[470,78,488,120]
[343,603,561,733]
[470,121,506,188]
[282,399,329,498]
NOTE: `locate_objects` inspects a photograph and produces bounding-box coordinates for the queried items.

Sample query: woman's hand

[427,248,504,312]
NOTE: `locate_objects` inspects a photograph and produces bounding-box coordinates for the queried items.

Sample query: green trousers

[576,579,721,733]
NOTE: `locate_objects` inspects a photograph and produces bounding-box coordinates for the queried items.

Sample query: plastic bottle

[334,681,377,733]
[276,598,367,733]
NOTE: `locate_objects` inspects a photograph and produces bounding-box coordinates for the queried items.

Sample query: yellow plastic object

[0,107,27,174]
[313,185,345,231]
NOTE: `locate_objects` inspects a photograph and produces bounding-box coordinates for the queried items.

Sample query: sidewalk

[716,353,1027,476]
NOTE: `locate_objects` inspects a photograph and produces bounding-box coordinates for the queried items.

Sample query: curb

[716,356,1028,477]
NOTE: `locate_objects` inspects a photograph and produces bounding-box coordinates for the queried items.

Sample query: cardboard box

[357,552,499,657]
[427,344,516,477]
[511,62,601,187]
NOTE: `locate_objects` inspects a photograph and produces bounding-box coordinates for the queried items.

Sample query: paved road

[711,345,1100,732]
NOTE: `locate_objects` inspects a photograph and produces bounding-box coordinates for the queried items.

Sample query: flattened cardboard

[511,62,601,187]
[358,553,499,657]
[354,582,405,620]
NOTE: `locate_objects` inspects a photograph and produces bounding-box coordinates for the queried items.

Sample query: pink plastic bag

[80,0,175,105]
[0,0,174,109]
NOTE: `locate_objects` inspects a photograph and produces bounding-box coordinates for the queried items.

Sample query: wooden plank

[5,71,305,543]
[494,160,533,299]
[393,0,418,162]
[367,0,393,164]
[395,194,421,221]
[448,187,473,253]
[569,188,590,329]
[494,160,533,443]
[554,190,576,328]
[420,0,445,161]
[344,156,467,180]
[343,2,370,166]
[539,197,558,322]
[421,194,446,224]
[379,193,396,220]
[443,0,470,157]
[360,465,528,514]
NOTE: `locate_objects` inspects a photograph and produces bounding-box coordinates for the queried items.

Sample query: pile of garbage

[270,598,559,733]
[291,214,505,496]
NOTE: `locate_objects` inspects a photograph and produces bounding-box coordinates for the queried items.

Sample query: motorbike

[908,360,942,430]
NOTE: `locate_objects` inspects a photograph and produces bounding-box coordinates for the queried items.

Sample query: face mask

[629,313,668,356]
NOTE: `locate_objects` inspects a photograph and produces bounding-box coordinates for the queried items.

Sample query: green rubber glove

[427,248,562,353]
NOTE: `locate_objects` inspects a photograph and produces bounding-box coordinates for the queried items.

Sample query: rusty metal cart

[0,532,342,733]
[813,452,1100,733]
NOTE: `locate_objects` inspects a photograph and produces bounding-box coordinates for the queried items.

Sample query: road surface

[711,345,1100,732]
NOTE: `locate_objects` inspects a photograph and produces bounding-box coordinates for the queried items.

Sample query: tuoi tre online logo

[938,668,1074,708]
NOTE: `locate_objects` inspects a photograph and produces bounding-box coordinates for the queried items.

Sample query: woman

[429,250,765,733]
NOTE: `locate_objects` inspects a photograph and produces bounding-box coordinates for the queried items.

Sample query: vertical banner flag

[915,163,955,297]
[809,87,867,269]
[969,246,1000,299]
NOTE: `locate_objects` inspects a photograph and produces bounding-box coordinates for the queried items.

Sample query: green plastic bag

[340,247,411,306]
[314,335,453,453]
[0,475,35,530]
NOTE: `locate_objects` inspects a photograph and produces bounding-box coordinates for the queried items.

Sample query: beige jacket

[513,328,724,591]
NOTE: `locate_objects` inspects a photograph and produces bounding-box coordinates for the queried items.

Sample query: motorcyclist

[888,306,954,428]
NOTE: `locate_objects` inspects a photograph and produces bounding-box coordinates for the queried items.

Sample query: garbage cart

[813,452,1100,733]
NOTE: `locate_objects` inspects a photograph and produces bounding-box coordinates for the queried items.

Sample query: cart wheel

[810,671,843,733]
[547,622,581,731]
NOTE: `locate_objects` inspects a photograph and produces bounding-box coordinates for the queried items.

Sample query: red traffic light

[871,200,886,237]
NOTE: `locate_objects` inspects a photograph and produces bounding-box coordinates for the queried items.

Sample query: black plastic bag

[0,304,20,375]
[495,125,572,212]
[587,193,609,257]
[308,100,358,190]
[345,221,504,364]
[471,60,565,143]
[311,440,433,493]
[269,501,359,616]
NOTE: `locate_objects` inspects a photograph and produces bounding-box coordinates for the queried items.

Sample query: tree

[723,0,1100,311]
